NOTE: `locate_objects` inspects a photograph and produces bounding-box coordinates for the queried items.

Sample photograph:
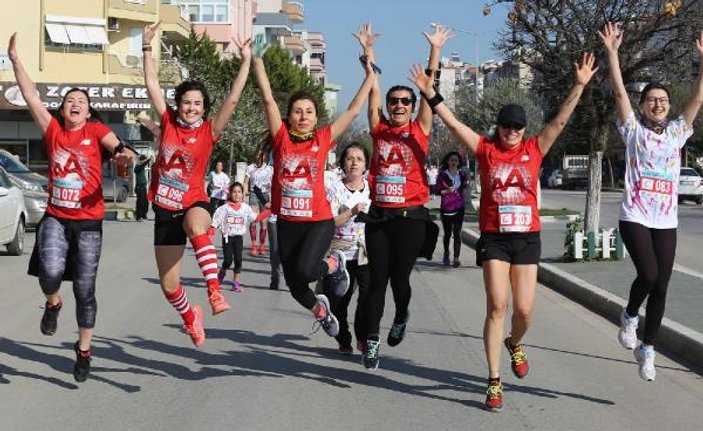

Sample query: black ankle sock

[488,377,501,385]
[368,334,379,342]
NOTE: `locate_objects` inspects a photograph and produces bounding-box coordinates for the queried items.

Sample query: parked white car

[0,167,27,255]
[679,167,703,204]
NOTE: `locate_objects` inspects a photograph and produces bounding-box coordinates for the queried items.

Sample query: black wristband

[114,141,125,155]
[142,46,152,52]
[422,91,444,110]
[425,68,441,79]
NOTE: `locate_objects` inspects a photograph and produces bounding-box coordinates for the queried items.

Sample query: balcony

[309,56,324,73]
[283,2,304,24]
[284,35,305,54]
[108,0,158,22]
[160,4,190,41]
[305,32,325,51]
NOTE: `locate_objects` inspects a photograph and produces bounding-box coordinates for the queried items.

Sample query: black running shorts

[153,201,210,246]
[475,231,541,267]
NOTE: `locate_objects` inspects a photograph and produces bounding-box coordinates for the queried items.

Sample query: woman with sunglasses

[251,34,375,338]
[600,23,703,382]
[410,51,597,410]
[353,23,452,370]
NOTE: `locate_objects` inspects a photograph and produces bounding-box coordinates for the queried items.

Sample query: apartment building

[0,0,190,164]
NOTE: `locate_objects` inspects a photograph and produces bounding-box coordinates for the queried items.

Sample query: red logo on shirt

[164,150,188,174]
[53,153,83,178]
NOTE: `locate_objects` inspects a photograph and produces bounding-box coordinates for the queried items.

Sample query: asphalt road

[541,189,703,276]
[0,221,701,430]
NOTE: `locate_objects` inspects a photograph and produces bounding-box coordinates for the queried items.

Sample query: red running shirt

[149,111,217,211]
[477,135,543,233]
[44,117,111,221]
[270,123,334,222]
[368,119,430,208]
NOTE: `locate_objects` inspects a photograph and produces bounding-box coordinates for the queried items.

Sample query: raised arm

[8,33,52,132]
[598,22,631,125]
[142,22,167,116]
[409,64,480,154]
[418,24,454,134]
[683,30,703,126]
[330,59,375,141]
[538,52,597,154]
[210,35,252,138]
[251,34,282,136]
[353,23,382,130]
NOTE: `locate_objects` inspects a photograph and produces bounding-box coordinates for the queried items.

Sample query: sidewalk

[458,218,703,371]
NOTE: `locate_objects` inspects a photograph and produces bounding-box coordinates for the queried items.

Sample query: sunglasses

[499,123,525,130]
[387,97,413,106]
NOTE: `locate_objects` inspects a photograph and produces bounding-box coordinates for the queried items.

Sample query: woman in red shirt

[142,23,251,348]
[251,33,374,338]
[353,23,451,371]
[411,53,597,411]
[9,33,134,383]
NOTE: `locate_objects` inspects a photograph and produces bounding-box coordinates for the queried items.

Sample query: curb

[460,226,703,371]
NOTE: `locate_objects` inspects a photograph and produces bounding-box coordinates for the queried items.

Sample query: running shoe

[40,298,62,336]
[452,258,460,268]
[184,304,206,347]
[387,313,409,347]
[484,381,503,412]
[618,308,638,350]
[313,294,339,337]
[443,251,450,266]
[258,243,266,255]
[232,280,243,292]
[504,337,529,378]
[362,339,380,370]
[356,339,367,353]
[338,342,354,355]
[250,244,259,256]
[633,344,656,381]
[217,269,226,284]
[326,250,349,297]
[73,341,92,383]
[208,288,231,315]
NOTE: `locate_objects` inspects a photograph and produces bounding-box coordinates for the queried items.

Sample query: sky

[299,0,512,111]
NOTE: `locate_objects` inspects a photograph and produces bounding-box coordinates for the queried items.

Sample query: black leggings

[322,259,371,346]
[441,209,464,258]
[619,220,677,345]
[221,235,244,274]
[37,216,103,329]
[277,219,334,309]
[365,217,426,336]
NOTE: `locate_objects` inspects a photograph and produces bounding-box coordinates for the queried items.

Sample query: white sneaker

[618,308,638,350]
[633,344,656,381]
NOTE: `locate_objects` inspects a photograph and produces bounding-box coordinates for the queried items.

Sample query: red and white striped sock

[166,284,195,325]
[190,233,220,290]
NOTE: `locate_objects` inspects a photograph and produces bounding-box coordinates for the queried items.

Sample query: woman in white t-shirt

[323,143,371,354]
[243,150,273,256]
[601,22,703,382]
[208,161,230,215]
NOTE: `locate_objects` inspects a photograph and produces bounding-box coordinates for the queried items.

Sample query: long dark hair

[174,80,212,118]
[440,151,463,170]
[56,88,103,126]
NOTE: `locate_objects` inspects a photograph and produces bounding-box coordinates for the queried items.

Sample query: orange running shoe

[250,244,259,256]
[504,337,529,378]
[208,288,231,315]
[258,243,266,256]
[184,304,205,347]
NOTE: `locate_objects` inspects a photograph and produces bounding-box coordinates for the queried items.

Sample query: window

[171,0,228,23]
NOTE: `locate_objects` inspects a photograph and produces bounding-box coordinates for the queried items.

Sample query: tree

[495,0,703,233]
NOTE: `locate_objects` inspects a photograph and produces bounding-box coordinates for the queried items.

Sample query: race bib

[639,170,673,199]
[51,178,83,209]
[375,175,406,203]
[280,188,313,218]
[498,205,532,232]
[155,177,189,210]
[227,216,245,226]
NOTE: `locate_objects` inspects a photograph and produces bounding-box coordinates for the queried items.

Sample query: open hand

[423,23,454,48]
[143,21,160,44]
[408,63,434,94]
[352,23,381,51]
[232,34,252,60]
[597,22,622,54]
[574,52,598,86]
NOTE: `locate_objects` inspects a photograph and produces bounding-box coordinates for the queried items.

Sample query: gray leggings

[37,216,103,329]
